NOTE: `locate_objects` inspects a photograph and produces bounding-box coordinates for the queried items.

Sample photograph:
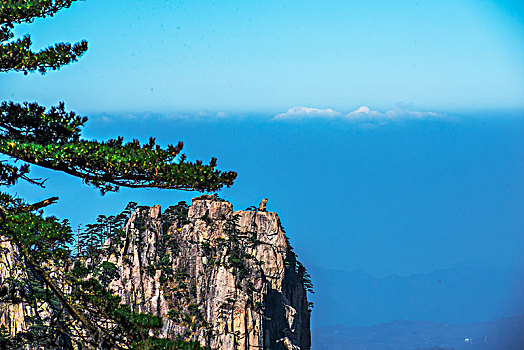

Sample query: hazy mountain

[313,316,524,350]
[309,262,524,327]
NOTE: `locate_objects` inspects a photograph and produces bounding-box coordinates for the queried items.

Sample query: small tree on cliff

[0,1,236,348]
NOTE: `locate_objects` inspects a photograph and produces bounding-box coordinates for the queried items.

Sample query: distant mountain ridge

[309,262,524,327]
[313,316,524,350]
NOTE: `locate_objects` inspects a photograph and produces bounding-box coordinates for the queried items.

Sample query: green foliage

[162,201,190,232]
[222,214,254,283]
[0,134,236,194]
[65,203,208,346]
[1,1,87,74]
[289,254,314,311]
[0,1,236,194]
[63,202,209,349]
[0,101,86,143]
[168,309,180,320]
[75,201,136,261]
[0,193,73,264]
[0,1,237,348]
[0,236,73,349]
[96,261,119,287]
[296,260,314,294]
[188,304,200,317]
[1,0,77,24]
[138,201,193,285]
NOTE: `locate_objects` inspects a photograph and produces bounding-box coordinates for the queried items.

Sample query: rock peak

[259,198,268,212]
[0,197,312,350]
[111,197,312,349]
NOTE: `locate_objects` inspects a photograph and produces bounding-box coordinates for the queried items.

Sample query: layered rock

[0,238,32,337]
[0,236,76,348]
[106,197,311,349]
[0,196,312,349]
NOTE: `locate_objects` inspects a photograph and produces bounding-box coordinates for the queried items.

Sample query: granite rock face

[0,197,312,350]
[0,238,32,337]
[105,197,311,349]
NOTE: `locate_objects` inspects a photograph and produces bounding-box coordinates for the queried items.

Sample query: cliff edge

[0,197,312,350]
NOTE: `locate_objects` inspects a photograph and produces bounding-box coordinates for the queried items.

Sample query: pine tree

[0,1,236,348]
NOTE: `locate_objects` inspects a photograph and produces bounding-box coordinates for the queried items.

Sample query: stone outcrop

[0,238,33,337]
[0,197,312,349]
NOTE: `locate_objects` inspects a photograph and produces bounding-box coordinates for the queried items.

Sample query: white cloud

[96,115,113,123]
[274,105,443,123]
[273,106,342,120]
[155,110,230,120]
[346,106,383,119]
[346,104,442,121]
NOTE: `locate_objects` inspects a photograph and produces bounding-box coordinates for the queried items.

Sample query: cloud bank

[273,106,342,120]
[346,105,440,120]
[94,105,444,126]
[274,104,443,124]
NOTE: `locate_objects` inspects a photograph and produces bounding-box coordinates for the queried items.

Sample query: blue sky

[1,0,524,326]
[9,112,524,278]
[1,0,524,112]
[1,0,523,275]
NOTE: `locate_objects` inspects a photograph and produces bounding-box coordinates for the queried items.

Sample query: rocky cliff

[0,196,312,349]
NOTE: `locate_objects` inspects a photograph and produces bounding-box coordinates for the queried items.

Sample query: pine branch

[12,236,122,349]
[0,35,88,74]
[18,196,59,212]
[1,0,79,25]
